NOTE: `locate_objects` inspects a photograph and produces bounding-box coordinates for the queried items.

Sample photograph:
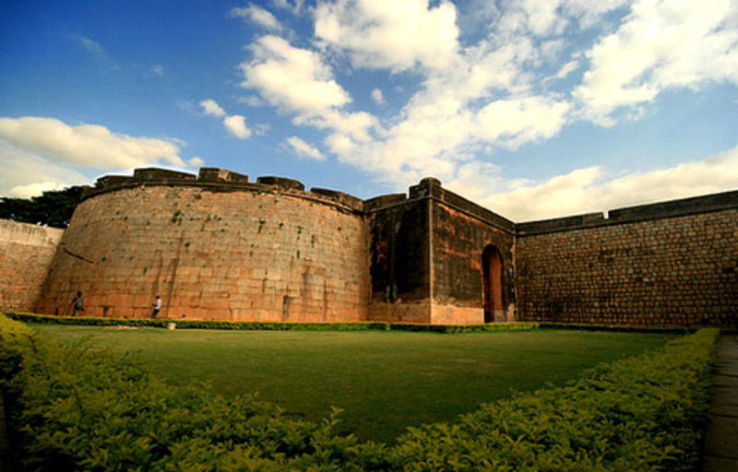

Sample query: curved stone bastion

[36,168,370,321]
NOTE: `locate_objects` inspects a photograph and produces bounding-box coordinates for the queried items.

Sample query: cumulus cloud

[371,88,385,105]
[231,4,282,30]
[199,99,259,140]
[223,115,252,139]
[0,116,199,170]
[233,0,738,210]
[574,0,738,123]
[314,0,459,71]
[447,145,738,221]
[284,136,325,161]
[241,35,351,114]
[9,181,68,199]
[475,96,571,148]
[0,142,90,197]
[200,99,227,117]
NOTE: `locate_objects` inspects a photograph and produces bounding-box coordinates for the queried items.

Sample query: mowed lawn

[32,325,675,443]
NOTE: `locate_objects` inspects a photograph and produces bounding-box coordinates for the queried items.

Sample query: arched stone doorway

[482,245,504,323]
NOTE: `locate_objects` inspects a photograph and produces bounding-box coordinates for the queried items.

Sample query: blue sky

[1,0,737,221]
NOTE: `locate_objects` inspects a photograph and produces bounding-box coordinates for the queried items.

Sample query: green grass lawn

[32,325,675,443]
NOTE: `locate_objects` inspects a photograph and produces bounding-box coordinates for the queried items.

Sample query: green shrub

[0,314,393,471]
[389,322,539,333]
[0,314,717,471]
[3,312,392,332]
[539,322,693,334]
[392,328,718,471]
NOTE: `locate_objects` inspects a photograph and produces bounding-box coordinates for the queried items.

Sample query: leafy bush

[4,312,542,333]
[391,328,718,471]
[539,322,693,334]
[388,322,539,333]
[0,314,393,471]
[4,312,392,332]
[0,314,717,471]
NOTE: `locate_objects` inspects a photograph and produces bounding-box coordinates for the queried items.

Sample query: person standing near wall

[151,295,162,319]
[70,291,84,317]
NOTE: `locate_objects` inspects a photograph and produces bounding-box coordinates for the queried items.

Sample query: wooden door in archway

[482,245,503,323]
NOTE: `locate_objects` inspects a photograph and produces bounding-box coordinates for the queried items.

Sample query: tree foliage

[0,186,85,228]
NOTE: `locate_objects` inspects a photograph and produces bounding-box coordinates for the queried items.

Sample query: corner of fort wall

[0,220,64,312]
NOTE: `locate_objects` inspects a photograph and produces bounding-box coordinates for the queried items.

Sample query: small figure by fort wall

[35,168,370,321]
[0,220,63,312]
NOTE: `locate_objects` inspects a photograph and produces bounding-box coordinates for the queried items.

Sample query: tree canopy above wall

[0,186,85,228]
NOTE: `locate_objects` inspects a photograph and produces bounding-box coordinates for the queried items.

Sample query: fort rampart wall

[0,220,63,312]
[35,168,370,321]
[4,165,736,327]
[515,191,738,327]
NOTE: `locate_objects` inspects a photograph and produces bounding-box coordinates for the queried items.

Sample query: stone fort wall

[515,191,738,327]
[0,220,63,312]
[2,165,736,327]
[35,168,370,321]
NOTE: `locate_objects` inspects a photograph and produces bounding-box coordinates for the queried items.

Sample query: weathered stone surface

[198,168,249,184]
[431,201,515,324]
[4,167,737,326]
[256,176,304,191]
[0,220,63,312]
[367,198,431,321]
[35,184,369,321]
[516,208,738,327]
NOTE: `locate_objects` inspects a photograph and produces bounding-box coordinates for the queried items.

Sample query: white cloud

[73,35,118,69]
[0,116,196,170]
[240,35,351,114]
[200,98,266,141]
[232,0,737,210]
[448,145,738,221]
[552,59,579,80]
[0,142,89,197]
[475,96,571,148]
[284,136,325,160]
[272,0,304,14]
[314,0,459,71]
[9,181,67,199]
[295,109,378,142]
[151,64,164,76]
[200,99,226,117]
[574,0,738,123]
[231,4,282,30]
[188,156,205,167]
[371,88,385,105]
[75,35,107,59]
[223,115,252,139]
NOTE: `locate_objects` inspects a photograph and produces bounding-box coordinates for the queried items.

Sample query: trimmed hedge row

[3,312,541,334]
[0,314,718,471]
[0,314,392,471]
[393,327,718,471]
[389,321,539,333]
[539,321,695,334]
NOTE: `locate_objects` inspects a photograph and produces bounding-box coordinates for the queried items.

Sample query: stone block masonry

[0,220,63,312]
[35,172,369,321]
[4,166,737,327]
[516,201,738,327]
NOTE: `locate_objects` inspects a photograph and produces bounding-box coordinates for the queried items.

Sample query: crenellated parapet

[85,167,365,213]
